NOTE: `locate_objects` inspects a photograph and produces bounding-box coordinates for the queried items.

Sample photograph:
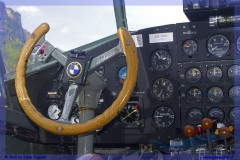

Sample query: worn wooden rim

[15,23,138,136]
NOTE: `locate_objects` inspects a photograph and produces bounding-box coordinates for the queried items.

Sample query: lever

[218,127,231,146]
[201,118,213,154]
[183,125,196,155]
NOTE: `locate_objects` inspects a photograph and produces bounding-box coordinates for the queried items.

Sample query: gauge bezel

[206,66,223,82]
[150,49,172,72]
[207,86,224,103]
[207,34,230,58]
[151,78,174,101]
[152,106,175,128]
[186,87,203,103]
[207,107,225,122]
[182,39,198,56]
[185,67,202,83]
[186,107,204,125]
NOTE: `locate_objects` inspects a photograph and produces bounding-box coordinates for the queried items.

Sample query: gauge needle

[156,53,161,59]
[51,110,57,117]
[121,105,139,121]
[211,46,218,52]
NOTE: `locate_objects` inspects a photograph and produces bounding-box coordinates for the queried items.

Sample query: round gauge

[96,66,104,76]
[182,40,198,56]
[207,66,223,81]
[208,87,224,103]
[228,65,240,79]
[151,49,172,71]
[48,104,61,120]
[229,86,240,102]
[207,34,230,58]
[186,67,202,83]
[70,116,80,124]
[208,107,224,122]
[237,36,240,52]
[153,106,175,128]
[186,88,203,103]
[186,108,203,125]
[229,107,240,122]
[152,78,174,101]
[118,65,127,84]
[120,104,140,126]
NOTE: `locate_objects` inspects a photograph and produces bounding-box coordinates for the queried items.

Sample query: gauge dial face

[70,116,80,124]
[151,50,172,71]
[187,108,203,125]
[229,107,240,122]
[207,66,223,81]
[207,34,230,58]
[186,88,202,103]
[228,65,240,79]
[120,104,140,126]
[118,65,127,84]
[208,107,224,122]
[48,104,61,120]
[152,78,174,100]
[186,67,202,83]
[183,40,198,56]
[237,36,240,52]
[208,87,224,103]
[153,107,175,128]
[229,86,240,102]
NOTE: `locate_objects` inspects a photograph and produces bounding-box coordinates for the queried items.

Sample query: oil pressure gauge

[182,40,198,56]
[153,106,175,128]
[207,66,222,81]
[151,49,172,71]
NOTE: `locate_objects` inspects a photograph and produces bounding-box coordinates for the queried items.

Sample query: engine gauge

[48,104,61,120]
[228,65,240,79]
[229,107,240,122]
[229,86,240,102]
[237,36,240,52]
[186,108,203,125]
[70,116,80,124]
[207,66,222,81]
[153,106,175,128]
[120,104,140,126]
[186,67,202,83]
[208,107,224,122]
[208,87,224,103]
[207,34,230,58]
[118,65,127,84]
[186,88,202,103]
[151,49,172,71]
[182,40,198,56]
[152,78,174,101]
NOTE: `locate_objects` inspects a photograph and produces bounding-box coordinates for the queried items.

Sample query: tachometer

[182,40,198,56]
[207,34,230,58]
[152,78,174,101]
[186,67,202,83]
[151,49,172,71]
[186,108,203,125]
[120,103,141,126]
[153,106,175,128]
[207,66,222,81]
[208,87,224,103]
[208,107,224,122]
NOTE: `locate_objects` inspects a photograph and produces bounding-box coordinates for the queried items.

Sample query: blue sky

[7,4,188,51]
